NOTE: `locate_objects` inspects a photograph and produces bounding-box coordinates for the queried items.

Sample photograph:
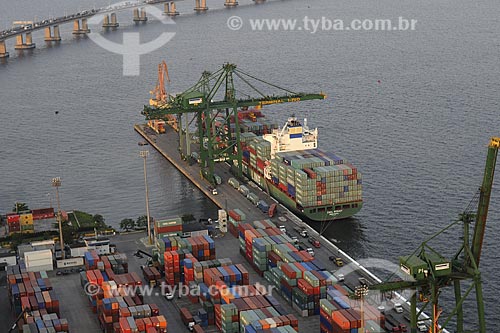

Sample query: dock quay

[0,124,430,333]
[133,123,428,332]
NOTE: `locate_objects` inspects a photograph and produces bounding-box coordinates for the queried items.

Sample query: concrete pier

[73,19,90,35]
[194,0,208,12]
[14,33,36,50]
[0,40,9,58]
[133,8,148,22]
[44,25,61,42]
[103,13,119,28]
[224,0,239,7]
[164,2,179,16]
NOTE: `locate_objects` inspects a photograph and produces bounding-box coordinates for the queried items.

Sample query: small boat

[138,141,149,146]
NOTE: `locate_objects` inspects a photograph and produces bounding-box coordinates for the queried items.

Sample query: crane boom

[471,137,499,266]
[143,93,326,119]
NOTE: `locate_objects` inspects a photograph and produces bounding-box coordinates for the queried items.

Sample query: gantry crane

[368,137,499,333]
[148,60,178,131]
[142,63,326,185]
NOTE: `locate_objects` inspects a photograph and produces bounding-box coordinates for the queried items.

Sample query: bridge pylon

[224,0,239,7]
[14,32,35,50]
[164,2,180,16]
[44,25,61,42]
[103,13,119,28]
[133,8,148,22]
[194,0,208,12]
[0,40,9,58]
[73,18,91,35]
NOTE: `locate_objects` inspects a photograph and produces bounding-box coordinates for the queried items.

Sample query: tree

[136,215,148,229]
[120,218,135,232]
[13,202,29,213]
[93,214,105,226]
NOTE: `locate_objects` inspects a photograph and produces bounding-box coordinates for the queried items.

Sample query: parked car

[306,248,315,257]
[329,256,344,267]
[309,237,321,248]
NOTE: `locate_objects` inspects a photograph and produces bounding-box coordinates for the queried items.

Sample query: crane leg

[474,274,486,333]
[453,280,464,333]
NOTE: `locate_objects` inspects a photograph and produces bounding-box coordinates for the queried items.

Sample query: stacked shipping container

[270,149,362,208]
[6,265,69,331]
[319,287,386,333]
[81,251,167,333]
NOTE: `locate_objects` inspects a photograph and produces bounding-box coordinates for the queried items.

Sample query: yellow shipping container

[20,213,34,225]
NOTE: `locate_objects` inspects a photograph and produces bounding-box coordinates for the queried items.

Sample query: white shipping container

[0,254,17,268]
[26,263,53,272]
[24,249,53,263]
[27,258,53,267]
[56,257,84,268]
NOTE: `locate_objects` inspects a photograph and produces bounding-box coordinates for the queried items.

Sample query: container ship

[231,112,363,221]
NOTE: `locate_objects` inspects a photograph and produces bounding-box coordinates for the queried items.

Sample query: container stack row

[6,211,35,234]
[237,222,312,276]
[215,294,298,333]
[158,235,215,261]
[85,251,129,274]
[271,149,362,207]
[154,217,183,239]
[164,250,198,286]
[319,287,385,333]
[80,251,167,333]
[7,265,69,332]
[227,208,247,238]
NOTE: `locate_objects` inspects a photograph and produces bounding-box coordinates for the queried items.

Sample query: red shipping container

[7,214,20,223]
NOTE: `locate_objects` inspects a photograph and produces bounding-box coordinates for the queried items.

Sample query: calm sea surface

[1,0,499,329]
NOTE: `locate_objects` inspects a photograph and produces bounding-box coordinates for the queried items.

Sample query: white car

[335,273,345,282]
[394,302,404,313]
[417,321,427,332]
[306,248,315,257]
[290,236,298,243]
[164,291,175,300]
[278,225,286,233]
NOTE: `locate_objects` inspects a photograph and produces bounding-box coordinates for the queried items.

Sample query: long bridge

[0,0,251,58]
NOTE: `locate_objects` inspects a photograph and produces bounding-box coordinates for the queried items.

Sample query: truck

[257,200,270,214]
[268,203,277,217]
[293,226,308,238]
[180,307,195,331]
[238,185,250,196]
[385,313,407,332]
[228,177,240,189]
[141,266,160,287]
[246,192,259,206]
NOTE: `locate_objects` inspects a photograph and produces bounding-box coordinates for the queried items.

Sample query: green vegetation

[13,202,29,212]
[68,211,110,229]
[136,215,148,229]
[120,218,135,231]
[0,230,59,249]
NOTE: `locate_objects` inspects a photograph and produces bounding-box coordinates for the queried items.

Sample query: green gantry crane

[368,137,499,333]
[142,63,326,185]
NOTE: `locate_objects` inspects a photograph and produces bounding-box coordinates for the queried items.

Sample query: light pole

[51,177,65,259]
[355,285,369,333]
[140,150,152,244]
